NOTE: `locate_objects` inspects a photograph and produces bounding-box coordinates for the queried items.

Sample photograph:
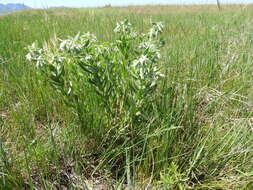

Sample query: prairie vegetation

[0,4,253,189]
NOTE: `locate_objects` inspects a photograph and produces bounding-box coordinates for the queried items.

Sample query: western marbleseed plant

[26,19,166,183]
[26,20,164,125]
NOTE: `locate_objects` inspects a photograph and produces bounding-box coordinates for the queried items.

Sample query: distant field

[0,5,253,189]
[109,4,253,14]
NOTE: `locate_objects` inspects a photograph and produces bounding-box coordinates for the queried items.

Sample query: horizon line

[1,2,253,9]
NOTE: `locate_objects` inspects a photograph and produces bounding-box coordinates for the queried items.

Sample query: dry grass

[104,4,253,14]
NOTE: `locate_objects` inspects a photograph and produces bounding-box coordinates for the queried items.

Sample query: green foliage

[1,6,253,189]
[158,162,189,190]
[26,20,165,122]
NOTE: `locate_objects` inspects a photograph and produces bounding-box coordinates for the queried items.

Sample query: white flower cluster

[26,43,45,67]
[131,53,164,89]
[139,41,161,60]
[149,22,164,38]
[114,19,138,39]
[132,55,149,67]
[130,21,165,91]
[59,32,97,53]
[114,19,132,34]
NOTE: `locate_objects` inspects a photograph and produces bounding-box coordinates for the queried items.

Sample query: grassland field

[0,4,253,189]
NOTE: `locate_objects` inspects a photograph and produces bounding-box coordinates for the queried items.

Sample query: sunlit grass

[1,5,253,189]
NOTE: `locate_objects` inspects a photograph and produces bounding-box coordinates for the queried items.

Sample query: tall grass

[0,6,253,189]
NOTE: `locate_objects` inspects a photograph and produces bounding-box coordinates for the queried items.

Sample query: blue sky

[1,0,253,8]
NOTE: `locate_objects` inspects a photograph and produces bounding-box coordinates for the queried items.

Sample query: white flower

[130,32,137,38]
[132,55,149,67]
[67,81,73,95]
[150,81,156,88]
[156,52,161,59]
[114,22,121,33]
[113,45,120,52]
[59,40,68,51]
[85,55,92,61]
[26,53,32,61]
[139,42,157,52]
[81,32,97,42]
[113,19,132,34]
[57,56,65,63]
[149,22,164,38]
[139,55,149,64]
[149,27,156,37]
[132,59,139,67]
